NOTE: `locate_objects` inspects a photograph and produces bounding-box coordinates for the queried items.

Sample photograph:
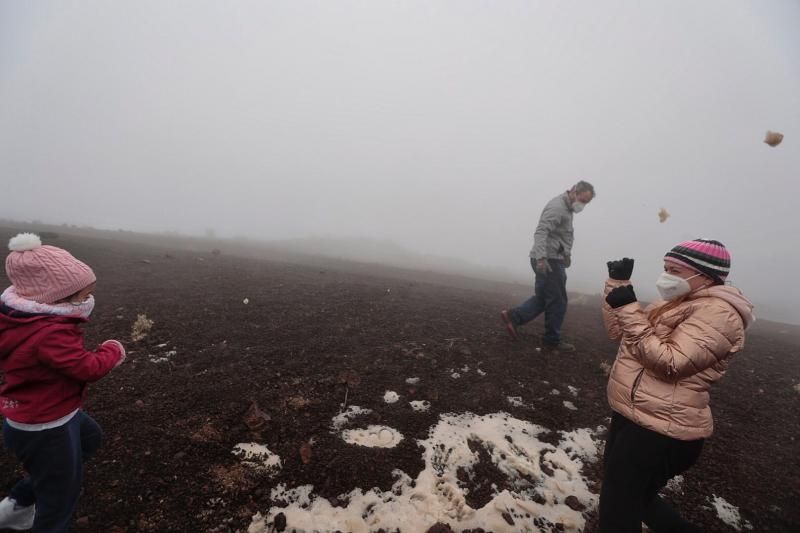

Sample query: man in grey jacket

[501,181,595,352]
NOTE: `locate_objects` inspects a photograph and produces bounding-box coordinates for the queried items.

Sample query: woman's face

[663,261,710,291]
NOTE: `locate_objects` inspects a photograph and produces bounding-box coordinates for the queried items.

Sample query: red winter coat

[0,306,123,424]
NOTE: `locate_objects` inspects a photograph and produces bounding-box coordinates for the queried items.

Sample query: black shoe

[542,341,575,353]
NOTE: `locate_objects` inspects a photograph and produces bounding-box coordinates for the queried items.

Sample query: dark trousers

[509,258,568,345]
[3,411,103,533]
[599,412,704,533]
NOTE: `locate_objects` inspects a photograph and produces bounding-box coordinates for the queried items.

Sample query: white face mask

[67,294,95,318]
[656,272,702,301]
[572,201,586,213]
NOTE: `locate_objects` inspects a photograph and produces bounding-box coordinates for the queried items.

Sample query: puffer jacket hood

[602,278,751,441]
[702,285,755,330]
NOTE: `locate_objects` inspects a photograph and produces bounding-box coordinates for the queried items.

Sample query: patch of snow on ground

[248,412,602,532]
[476,368,486,376]
[506,396,534,409]
[710,494,749,531]
[410,401,431,412]
[451,372,461,379]
[558,427,603,463]
[384,391,400,404]
[563,401,578,411]
[232,443,281,473]
[331,406,372,431]
[342,425,403,448]
[567,386,579,397]
[148,349,176,364]
[550,389,560,395]
[664,475,684,494]
[405,377,420,385]
[461,365,470,373]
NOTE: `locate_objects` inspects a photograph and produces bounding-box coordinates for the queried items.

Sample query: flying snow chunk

[764,130,783,147]
[658,208,670,223]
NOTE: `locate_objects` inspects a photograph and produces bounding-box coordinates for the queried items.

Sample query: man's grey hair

[573,180,595,198]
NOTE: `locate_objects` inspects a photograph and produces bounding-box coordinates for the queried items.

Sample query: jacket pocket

[630,369,645,403]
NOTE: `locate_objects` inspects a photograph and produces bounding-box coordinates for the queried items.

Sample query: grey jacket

[529,192,574,263]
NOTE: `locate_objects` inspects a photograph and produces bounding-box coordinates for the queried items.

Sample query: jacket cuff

[102,340,126,359]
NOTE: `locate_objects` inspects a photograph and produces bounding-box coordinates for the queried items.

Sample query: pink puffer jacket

[602,279,754,441]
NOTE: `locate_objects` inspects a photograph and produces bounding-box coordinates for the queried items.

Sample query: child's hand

[102,340,126,367]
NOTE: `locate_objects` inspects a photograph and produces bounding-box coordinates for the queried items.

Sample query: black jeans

[3,411,103,533]
[599,412,704,533]
[509,258,568,345]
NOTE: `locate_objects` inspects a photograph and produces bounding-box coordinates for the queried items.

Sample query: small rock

[300,442,313,464]
[135,400,144,407]
[501,512,515,525]
[76,516,90,527]
[174,452,186,461]
[274,512,287,532]
[564,495,586,512]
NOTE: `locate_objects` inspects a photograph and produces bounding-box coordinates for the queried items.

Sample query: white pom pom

[8,233,43,252]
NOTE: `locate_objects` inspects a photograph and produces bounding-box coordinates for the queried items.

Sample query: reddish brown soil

[0,226,797,532]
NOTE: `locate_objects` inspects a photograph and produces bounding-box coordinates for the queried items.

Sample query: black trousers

[3,411,103,533]
[599,412,704,533]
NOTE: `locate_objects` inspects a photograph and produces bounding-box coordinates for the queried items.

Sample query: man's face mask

[572,201,586,213]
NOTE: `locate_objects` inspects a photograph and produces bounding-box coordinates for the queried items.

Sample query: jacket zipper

[630,369,645,403]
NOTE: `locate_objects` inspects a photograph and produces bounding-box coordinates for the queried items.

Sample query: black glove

[607,258,635,280]
[606,285,637,308]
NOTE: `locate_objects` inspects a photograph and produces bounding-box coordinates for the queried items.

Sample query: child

[0,233,125,532]
[599,239,754,532]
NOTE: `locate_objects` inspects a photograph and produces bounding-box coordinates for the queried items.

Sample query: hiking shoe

[543,341,576,353]
[0,496,35,530]
[500,310,518,340]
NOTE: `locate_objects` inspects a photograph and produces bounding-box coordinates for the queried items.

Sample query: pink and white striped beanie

[5,233,96,304]
[664,238,731,283]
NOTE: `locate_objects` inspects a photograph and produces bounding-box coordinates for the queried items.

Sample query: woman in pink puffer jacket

[599,239,754,533]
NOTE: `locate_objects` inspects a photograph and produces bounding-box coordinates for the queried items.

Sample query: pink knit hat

[664,238,731,283]
[5,233,96,304]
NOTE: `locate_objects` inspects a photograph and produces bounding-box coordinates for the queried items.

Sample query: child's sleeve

[35,326,124,382]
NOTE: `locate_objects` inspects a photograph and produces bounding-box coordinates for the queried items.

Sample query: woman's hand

[606,285,637,308]
[607,258,635,280]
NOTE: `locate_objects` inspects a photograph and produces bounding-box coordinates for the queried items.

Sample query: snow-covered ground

[238,389,752,532]
[248,412,604,532]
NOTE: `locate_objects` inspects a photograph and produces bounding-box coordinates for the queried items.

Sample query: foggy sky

[1,1,799,322]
